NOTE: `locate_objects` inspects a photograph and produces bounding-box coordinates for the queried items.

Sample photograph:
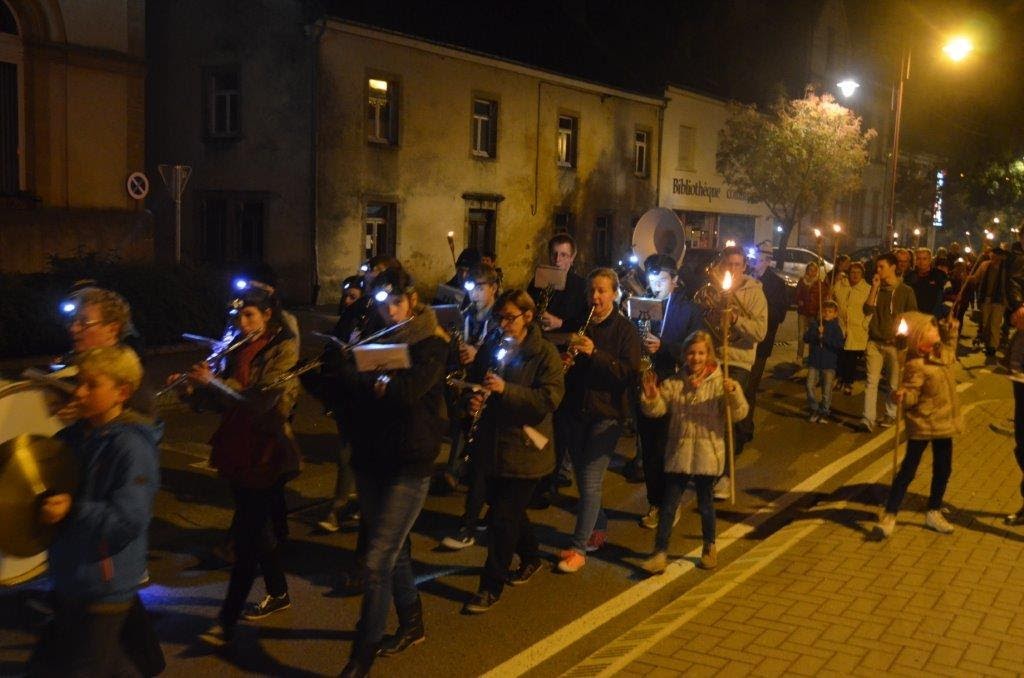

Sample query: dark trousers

[637,410,668,507]
[1015,382,1024,499]
[480,476,541,597]
[221,480,289,627]
[461,457,488,530]
[837,349,863,385]
[30,599,139,677]
[655,474,716,552]
[885,438,953,513]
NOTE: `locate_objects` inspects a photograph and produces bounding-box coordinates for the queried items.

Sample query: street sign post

[158,164,192,264]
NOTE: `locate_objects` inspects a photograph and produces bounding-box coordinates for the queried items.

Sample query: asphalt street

[0,308,1015,677]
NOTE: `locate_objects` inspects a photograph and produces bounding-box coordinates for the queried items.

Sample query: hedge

[0,253,233,359]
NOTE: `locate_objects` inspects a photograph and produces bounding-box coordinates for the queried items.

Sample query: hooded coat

[899,315,963,440]
[50,411,163,605]
[702,274,768,372]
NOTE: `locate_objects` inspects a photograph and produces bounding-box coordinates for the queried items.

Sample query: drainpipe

[307,17,325,304]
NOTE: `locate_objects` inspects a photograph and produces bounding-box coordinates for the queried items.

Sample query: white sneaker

[673,503,683,527]
[713,476,731,501]
[925,510,954,534]
[874,513,896,538]
[639,506,659,529]
[441,527,476,550]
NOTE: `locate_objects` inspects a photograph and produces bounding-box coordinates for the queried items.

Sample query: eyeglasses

[496,312,524,324]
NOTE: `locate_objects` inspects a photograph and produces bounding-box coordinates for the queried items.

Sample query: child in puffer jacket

[638,331,747,574]
[874,312,962,539]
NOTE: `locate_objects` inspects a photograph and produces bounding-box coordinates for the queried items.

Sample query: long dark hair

[235,284,283,333]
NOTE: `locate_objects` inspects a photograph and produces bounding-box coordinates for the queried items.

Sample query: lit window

[472,99,498,158]
[364,202,397,257]
[367,78,398,145]
[634,129,649,177]
[557,115,578,168]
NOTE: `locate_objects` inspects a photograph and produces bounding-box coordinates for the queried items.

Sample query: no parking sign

[126,171,150,200]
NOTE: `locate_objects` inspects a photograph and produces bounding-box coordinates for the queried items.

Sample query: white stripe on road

[482,388,979,678]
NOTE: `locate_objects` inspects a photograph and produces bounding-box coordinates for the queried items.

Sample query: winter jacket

[864,282,917,344]
[562,309,641,422]
[345,305,450,479]
[468,323,565,479]
[796,278,830,317]
[900,326,962,440]
[803,318,845,371]
[756,268,790,360]
[905,267,948,316]
[50,411,163,606]
[190,323,302,489]
[702,274,768,372]
[640,365,748,476]
[528,270,590,333]
[650,289,703,380]
[834,278,871,351]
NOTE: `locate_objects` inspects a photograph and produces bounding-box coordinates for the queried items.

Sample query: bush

[0,253,234,359]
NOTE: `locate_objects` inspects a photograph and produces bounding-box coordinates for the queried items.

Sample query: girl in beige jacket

[638,331,748,573]
[875,312,962,539]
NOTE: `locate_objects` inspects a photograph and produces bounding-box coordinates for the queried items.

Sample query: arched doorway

[0,0,23,194]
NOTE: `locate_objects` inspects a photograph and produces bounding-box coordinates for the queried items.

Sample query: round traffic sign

[126,172,150,200]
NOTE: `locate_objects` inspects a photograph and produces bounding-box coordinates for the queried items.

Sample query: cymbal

[0,434,77,557]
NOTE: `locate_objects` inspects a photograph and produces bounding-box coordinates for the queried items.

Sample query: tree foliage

[716,92,876,256]
[962,156,1024,230]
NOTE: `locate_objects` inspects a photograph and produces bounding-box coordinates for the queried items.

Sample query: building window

[0,0,23,195]
[207,70,240,138]
[557,115,578,168]
[472,98,498,158]
[200,192,265,265]
[468,208,496,253]
[554,211,575,237]
[677,125,695,170]
[367,78,398,145]
[634,129,649,177]
[594,214,613,265]
[364,201,397,258]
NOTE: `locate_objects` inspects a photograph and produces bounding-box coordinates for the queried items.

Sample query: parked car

[773,247,833,281]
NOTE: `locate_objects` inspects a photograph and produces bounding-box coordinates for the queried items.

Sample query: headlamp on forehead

[374,289,390,303]
[234,278,248,291]
[464,280,476,292]
[629,254,639,265]
[747,247,757,259]
[60,301,77,315]
[360,263,370,273]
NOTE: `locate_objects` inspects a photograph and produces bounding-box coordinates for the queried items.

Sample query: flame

[447,231,455,239]
[832,223,842,234]
[813,228,822,238]
[722,270,733,291]
[897,318,909,336]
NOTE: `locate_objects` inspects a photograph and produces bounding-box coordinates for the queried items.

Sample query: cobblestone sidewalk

[568,398,1024,677]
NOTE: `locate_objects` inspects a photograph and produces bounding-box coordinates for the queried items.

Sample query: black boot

[377,599,425,656]
[340,642,378,678]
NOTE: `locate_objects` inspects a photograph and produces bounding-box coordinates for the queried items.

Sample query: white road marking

[483,389,981,678]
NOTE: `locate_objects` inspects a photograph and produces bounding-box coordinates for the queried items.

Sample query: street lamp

[838,35,974,252]
[913,227,921,247]
[832,223,842,264]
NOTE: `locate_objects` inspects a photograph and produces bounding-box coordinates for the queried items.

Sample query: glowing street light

[836,79,860,98]
[986,231,995,241]
[942,36,974,62]
[993,217,1001,224]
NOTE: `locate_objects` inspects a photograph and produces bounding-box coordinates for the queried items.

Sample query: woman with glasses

[460,290,565,613]
[557,269,641,573]
[338,267,450,677]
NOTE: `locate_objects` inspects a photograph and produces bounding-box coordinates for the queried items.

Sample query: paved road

[0,310,1018,677]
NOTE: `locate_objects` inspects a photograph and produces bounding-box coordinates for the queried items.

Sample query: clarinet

[562,305,596,373]
[466,337,511,443]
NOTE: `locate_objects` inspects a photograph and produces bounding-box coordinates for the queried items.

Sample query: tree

[962,156,1024,232]
[717,92,876,261]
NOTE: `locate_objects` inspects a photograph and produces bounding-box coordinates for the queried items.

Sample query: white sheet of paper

[627,296,665,322]
[352,343,412,372]
[522,425,549,450]
[533,265,567,291]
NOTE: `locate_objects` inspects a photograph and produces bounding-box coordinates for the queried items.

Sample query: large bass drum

[0,380,65,586]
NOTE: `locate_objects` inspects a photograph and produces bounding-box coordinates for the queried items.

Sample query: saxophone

[636,318,653,374]
[562,305,596,373]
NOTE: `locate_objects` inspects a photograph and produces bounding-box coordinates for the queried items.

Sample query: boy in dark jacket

[805,301,846,423]
[31,345,163,676]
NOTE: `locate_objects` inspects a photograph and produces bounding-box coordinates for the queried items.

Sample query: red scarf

[233,335,270,387]
[686,362,717,389]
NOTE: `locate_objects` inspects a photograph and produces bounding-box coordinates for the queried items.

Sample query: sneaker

[874,513,896,539]
[879,415,896,428]
[698,542,718,570]
[139,568,151,586]
[925,510,954,534]
[463,590,500,614]
[640,551,668,574]
[557,549,586,573]
[817,411,831,424]
[585,530,607,552]
[858,417,875,433]
[713,476,731,501]
[639,506,659,529]
[242,593,291,620]
[317,512,341,533]
[808,412,820,423]
[508,559,542,586]
[441,527,476,550]
[1004,507,1024,526]
[199,623,235,647]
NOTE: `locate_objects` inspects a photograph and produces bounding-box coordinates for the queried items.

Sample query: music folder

[626,296,665,322]
[352,343,412,372]
[435,284,466,306]
[431,304,462,329]
[533,265,567,291]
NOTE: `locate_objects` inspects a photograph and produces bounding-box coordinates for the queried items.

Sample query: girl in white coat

[638,331,747,573]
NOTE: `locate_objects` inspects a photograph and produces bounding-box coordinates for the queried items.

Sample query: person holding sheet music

[337,267,450,677]
[632,255,702,529]
[460,290,565,613]
[528,233,589,333]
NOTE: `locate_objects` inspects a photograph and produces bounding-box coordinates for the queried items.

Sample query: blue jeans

[655,474,716,551]
[354,472,430,646]
[566,418,622,553]
[805,367,835,415]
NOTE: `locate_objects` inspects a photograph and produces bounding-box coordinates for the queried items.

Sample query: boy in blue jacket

[805,300,846,423]
[30,345,164,676]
